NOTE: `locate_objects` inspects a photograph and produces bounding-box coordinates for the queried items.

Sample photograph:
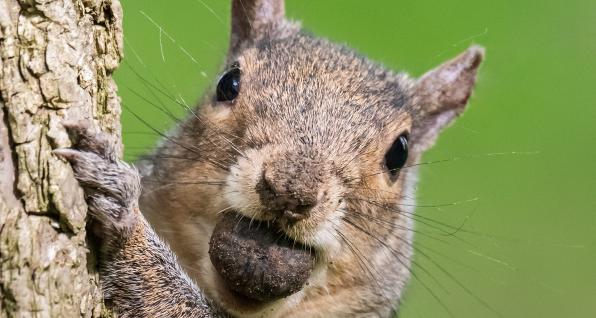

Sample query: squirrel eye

[216,67,241,102]
[384,134,409,179]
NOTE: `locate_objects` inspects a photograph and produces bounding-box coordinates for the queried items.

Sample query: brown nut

[209,213,315,302]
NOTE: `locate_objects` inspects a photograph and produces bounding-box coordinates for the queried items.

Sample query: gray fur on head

[60,0,484,317]
[140,0,484,315]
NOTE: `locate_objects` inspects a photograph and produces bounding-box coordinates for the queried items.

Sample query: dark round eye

[384,134,409,179]
[216,67,241,102]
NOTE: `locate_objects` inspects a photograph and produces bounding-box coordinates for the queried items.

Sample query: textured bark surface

[0,0,123,317]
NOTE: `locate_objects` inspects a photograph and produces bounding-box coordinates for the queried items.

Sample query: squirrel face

[221,35,414,247]
[140,0,484,316]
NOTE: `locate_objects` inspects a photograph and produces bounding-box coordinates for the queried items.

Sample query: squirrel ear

[230,0,285,51]
[410,46,485,153]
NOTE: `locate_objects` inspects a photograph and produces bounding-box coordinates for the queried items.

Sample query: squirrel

[54,0,484,317]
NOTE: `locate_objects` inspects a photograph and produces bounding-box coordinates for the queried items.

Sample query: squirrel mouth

[208,212,316,303]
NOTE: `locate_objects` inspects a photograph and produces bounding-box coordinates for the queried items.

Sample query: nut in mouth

[208,212,316,303]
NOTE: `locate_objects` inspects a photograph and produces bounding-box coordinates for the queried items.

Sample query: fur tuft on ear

[410,45,485,153]
[230,0,287,52]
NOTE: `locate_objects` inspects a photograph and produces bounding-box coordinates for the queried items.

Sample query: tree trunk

[0,0,123,317]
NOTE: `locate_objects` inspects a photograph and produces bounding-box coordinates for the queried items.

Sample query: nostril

[286,202,313,219]
[277,200,315,223]
[259,170,279,200]
[295,202,314,213]
[281,201,314,222]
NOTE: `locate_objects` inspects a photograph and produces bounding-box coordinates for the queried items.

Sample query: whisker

[347,197,476,245]
[216,206,234,215]
[140,10,202,66]
[123,61,251,152]
[330,228,387,298]
[195,0,225,24]
[346,190,480,209]
[351,151,541,182]
[122,103,203,156]
[344,208,505,317]
[342,218,450,294]
[122,83,181,123]
[344,209,451,246]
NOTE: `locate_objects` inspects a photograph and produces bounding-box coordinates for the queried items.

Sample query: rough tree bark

[0,0,123,317]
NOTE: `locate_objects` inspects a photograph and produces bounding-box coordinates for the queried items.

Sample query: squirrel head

[142,0,484,316]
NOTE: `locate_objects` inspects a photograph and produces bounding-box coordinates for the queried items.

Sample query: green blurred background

[115,1,596,317]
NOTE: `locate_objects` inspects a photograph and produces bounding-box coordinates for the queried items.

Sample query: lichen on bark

[0,0,123,317]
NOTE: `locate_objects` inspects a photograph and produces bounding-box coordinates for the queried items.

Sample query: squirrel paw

[54,121,141,236]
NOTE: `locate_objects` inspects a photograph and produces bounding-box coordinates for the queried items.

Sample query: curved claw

[60,121,116,162]
[53,148,82,162]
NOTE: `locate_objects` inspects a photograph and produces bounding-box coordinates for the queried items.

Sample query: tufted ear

[410,46,485,153]
[230,0,285,51]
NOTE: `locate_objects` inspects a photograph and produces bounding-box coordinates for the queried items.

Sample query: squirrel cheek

[223,148,268,220]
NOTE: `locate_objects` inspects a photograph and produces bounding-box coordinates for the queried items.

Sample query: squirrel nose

[258,168,318,222]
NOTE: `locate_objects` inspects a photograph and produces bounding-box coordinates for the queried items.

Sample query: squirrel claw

[61,120,117,162]
[57,123,140,237]
[53,148,81,162]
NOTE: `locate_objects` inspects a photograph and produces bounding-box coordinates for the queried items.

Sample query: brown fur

[60,0,484,317]
[138,1,484,317]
